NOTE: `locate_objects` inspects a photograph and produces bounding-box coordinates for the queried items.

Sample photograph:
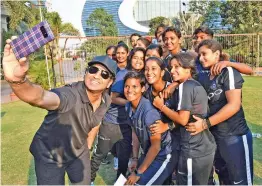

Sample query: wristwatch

[5,76,27,85]
[134,169,143,177]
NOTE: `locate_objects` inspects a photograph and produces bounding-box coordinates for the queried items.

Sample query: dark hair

[137,37,151,48]
[145,56,166,70]
[127,47,146,71]
[146,44,163,57]
[117,40,126,45]
[193,26,214,38]
[106,45,116,54]
[130,33,141,41]
[170,52,197,78]
[155,24,166,38]
[116,43,129,53]
[162,27,182,40]
[124,71,146,88]
[197,39,229,61]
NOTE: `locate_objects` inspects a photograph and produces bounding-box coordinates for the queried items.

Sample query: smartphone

[10,21,55,60]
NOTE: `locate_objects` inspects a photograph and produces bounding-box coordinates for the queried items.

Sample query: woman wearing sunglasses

[3,34,117,186]
[91,43,133,184]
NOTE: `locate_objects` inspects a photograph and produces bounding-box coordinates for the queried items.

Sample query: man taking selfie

[2,37,117,185]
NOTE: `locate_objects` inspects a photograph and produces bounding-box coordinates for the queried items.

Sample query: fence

[55,33,261,84]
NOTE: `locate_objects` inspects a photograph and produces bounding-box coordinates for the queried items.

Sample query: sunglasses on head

[86,66,112,80]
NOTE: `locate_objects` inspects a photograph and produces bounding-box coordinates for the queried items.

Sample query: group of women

[92,25,253,185]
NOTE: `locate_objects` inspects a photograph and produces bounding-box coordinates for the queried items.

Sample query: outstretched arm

[3,37,60,110]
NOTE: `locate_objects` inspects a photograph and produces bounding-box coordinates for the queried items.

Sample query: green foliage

[45,11,62,39]
[1,29,17,54]
[86,8,118,36]
[73,61,81,72]
[189,1,262,33]
[28,60,53,90]
[220,1,262,33]
[61,23,80,36]
[172,13,202,36]
[60,22,81,57]
[148,16,170,35]
[79,38,124,61]
[2,1,34,31]
[189,0,222,31]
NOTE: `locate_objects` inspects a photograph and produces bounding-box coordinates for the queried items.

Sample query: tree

[148,16,170,35]
[172,12,202,36]
[45,11,62,87]
[86,8,118,36]
[60,23,80,84]
[189,0,223,32]
[60,23,80,58]
[2,1,29,31]
[220,1,262,33]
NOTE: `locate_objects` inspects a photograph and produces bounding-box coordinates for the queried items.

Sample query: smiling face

[116,46,128,66]
[124,78,145,105]
[84,64,113,92]
[130,35,140,48]
[164,31,181,53]
[145,49,161,61]
[144,59,164,85]
[170,58,190,83]
[198,45,220,68]
[193,32,213,50]
[131,50,144,71]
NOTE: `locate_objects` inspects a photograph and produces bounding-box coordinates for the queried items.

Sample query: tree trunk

[49,45,56,87]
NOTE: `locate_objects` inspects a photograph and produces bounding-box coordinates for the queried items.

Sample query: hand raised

[3,37,29,82]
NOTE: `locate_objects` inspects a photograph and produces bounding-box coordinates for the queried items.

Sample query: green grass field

[1,76,262,185]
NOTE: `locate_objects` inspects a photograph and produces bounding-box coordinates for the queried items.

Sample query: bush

[28,60,53,90]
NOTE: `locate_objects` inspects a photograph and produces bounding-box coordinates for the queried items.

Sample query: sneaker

[90,182,94,186]
[113,157,118,171]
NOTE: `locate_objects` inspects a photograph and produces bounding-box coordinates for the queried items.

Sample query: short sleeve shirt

[126,97,172,158]
[172,79,216,158]
[143,82,172,123]
[143,82,181,151]
[30,81,111,163]
[198,67,249,139]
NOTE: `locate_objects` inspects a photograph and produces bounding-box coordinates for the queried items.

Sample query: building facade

[81,0,186,36]
[81,0,145,36]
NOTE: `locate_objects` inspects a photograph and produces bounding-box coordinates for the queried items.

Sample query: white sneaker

[90,182,94,186]
[113,157,118,171]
